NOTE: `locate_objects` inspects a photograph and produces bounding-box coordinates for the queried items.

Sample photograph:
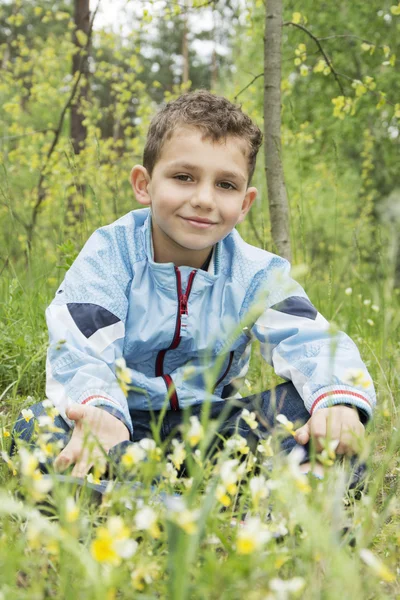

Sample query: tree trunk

[264,0,291,261]
[182,1,189,84]
[68,0,90,224]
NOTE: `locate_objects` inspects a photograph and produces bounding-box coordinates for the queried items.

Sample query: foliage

[0,0,399,598]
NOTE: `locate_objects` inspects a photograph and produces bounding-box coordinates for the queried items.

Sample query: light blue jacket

[46,208,376,436]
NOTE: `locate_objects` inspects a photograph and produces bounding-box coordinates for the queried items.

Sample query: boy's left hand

[294,405,365,456]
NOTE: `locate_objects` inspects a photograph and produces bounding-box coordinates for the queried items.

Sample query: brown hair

[143,90,263,185]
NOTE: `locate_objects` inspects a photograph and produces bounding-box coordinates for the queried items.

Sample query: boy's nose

[190,184,215,209]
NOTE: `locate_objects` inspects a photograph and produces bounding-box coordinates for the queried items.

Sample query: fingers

[308,408,365,455]
[294,422,310,445]
[66,404,86,422]
[71,460,94,479]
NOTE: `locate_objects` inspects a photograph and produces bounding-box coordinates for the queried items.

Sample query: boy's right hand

[54,404,130,479]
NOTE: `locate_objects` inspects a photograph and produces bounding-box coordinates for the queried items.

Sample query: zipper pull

[180,294,188,315]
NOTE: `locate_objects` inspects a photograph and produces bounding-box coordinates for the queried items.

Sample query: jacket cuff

[336,403,369,425]
[309,385,373,422]
[96,405,133,440]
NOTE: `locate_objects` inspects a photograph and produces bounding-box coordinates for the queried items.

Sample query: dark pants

[12,383,313,465]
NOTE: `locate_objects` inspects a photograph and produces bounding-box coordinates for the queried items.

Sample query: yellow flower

[121,443,146,467]
[91,528,120,565]
[249,475,268,508]
[134,507,161,539]
[390,3,400,15]
[115,358,132,397]
[216,484,231,507]
[1,428,10,438]
[292,12,302,24]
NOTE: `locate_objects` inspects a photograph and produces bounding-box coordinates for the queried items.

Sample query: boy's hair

[143,90,263,185]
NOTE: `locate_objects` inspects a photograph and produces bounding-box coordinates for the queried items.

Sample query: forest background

[0,0,399,598]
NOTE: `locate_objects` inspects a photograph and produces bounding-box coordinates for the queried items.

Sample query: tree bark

[68,0,90,223]
[264,0,291,261]
[182,0,189,84]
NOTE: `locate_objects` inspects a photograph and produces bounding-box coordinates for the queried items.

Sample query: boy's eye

[174,174,192,182]
[218,181,236,190]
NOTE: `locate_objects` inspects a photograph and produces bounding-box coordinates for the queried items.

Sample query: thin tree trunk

[264,0,291,261]
[182,0,189,84]
[68,0,90,224]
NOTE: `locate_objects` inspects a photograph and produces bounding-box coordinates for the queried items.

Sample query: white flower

[19,447,38,476]
[37,415,53,428]
[163,462,178,484]
[168,439,186,469]
[345,287,353,295]
[65,496,79,522]
[249,475,268,506]
[186,416,204,447]
[121,443,146,467]
[21,409,34,423]
[269,576,306,597]
[241,408,258,430]
[236,517,272,554]
[165,496,199,535]
[276,414,295,434]
[367,319,374,326]
[134,506,160,538]
[226,435,249,455]
[363,298,371,306]
[371,304,380,312]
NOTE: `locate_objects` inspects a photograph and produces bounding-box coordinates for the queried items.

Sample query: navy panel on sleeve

[67,303,120,338]
[270,296,318,320]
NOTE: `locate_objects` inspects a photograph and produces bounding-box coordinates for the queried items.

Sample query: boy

[14,90,375,483]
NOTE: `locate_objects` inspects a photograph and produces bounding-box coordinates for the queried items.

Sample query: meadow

[1,1,400,598]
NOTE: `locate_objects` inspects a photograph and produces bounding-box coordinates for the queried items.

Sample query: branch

[234,73,263,100]
[26,0,102,248]
[283,21,345,96]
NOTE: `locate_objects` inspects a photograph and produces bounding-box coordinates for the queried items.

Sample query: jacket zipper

[156,267,197,411]
[213,351,235,393]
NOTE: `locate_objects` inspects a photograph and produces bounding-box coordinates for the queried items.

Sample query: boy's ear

[236,186,258,225]
[130,165,152,206]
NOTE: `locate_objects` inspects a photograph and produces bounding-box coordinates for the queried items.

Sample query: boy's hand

[294,405,365,456]
[54,404,130,479]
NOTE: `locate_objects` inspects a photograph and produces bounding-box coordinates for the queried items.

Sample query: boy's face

[131,125,258,268]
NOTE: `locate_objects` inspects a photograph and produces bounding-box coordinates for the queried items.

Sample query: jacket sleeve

[247,258,376,422]
[45,226,134,436]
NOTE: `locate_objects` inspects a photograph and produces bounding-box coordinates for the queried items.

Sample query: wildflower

[276,414,296,436]
[345,287,353,295]
[269,577,306,597]
[363,298,371,306]
[257,437,274,457]
[226,435,250,455]
[219,459,243,494]
[91,516,137,565]
[121,443,146,468]
[19,447,39,476]
[165,496,199,534]
[249,475,268,508]
[30,470,53,500]
[367,319,374,326]
[134,507,161,538]
[65,496,79,523]
[300,64,309,77]
[163,462,178,484]
[115,357,132,397]
[343,368,372,389]
[236,517,272,554]
[186,415,204,447]
[317,439,339,467]
[131,563,160,591]
[241,409,258,430]
[183,477,193,489]
[87,472,101,485]
[371,304,379,312]
[359,548,395,582]
[21,409,34,423]
[390,4,400,16]
[1,427,10,438]
[139,438,162,461]
[168,439,186,470]
[216,484,231,507]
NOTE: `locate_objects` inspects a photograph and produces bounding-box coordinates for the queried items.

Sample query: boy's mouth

[180,216,217,229]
